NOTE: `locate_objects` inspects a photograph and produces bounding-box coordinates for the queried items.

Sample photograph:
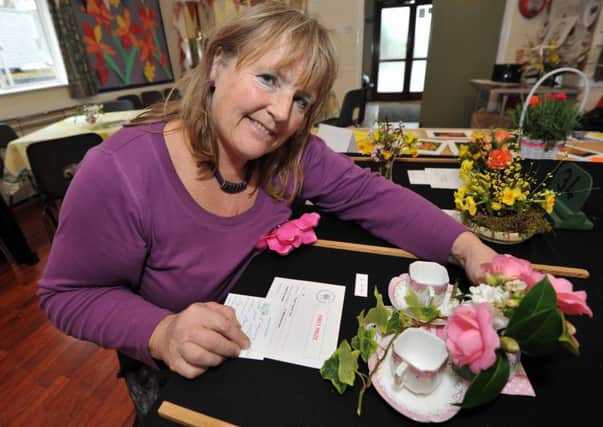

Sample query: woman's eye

[257,74,278,88]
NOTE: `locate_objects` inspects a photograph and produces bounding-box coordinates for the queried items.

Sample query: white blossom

[469,284,510,330]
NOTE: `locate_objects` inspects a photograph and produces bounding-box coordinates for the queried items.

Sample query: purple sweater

[38,122,466,367]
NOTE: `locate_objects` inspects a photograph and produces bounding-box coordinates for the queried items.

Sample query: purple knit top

[38,122,466,367]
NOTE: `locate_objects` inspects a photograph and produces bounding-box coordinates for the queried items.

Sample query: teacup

[408,261,449,307]
[391,328,448,394]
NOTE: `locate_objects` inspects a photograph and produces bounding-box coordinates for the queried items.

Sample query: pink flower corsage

[256,213,320,255]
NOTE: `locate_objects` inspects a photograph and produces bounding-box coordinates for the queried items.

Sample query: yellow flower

[470,131,483,143]
[502,187,517,206]
[144,61,155,81]
[459,160,473,181]
[543,192,555,214]
[458,144,469,158]
[356,140,373,155]
[534,63,544,72]
[465,196,477,216]
[372,130,380,143]
[383,151,393,160]
[491,201,502,211]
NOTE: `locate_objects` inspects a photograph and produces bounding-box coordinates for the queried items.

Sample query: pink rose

[445,303,500,374]
[481,254,535,284]
[528,273,593,317]
[256,213,320,255]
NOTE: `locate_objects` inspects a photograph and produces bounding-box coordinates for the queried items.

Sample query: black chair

[26,133,103,241]
[164,87,181,101]
[140,90,164,108]
[0,123,19,177]
[320,88,368,127]
[117,94,143,109]
[103,99,135,112]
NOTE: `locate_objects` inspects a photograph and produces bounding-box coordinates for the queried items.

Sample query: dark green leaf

[558,312,580,355]
[460,351,510,409]
[505,278,563,356]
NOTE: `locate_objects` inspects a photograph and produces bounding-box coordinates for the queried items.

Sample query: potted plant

[509,92,582,159]
[454,129,555,243]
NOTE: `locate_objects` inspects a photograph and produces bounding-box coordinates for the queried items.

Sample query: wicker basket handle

[518,67,590,131]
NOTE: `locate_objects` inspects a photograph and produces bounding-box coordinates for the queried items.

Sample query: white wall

[307,0,364,105]
[0,0,181,122]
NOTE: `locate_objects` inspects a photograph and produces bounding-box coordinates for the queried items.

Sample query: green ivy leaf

[337,340,360,386]
[357,327,378,363]
[320,349,348,394]
[362,288,390,334]
[460,350,510,409]
[504,278,563,356]
[386,310,403,335]
[404,288,441,323]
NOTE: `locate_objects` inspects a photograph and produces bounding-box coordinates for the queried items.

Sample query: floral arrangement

[320,254,592,415]
[454,129,556,237]
[357,121,418,179]
[510,93,582,151]
[520,44,563,83]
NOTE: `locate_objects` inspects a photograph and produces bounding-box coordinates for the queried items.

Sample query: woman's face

[209,42,315,165]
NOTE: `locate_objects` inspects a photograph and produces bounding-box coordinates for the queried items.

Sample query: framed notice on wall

[72,0,173,91]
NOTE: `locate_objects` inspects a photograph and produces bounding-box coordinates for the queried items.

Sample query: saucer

[388,274,459,322]
[368,335,468,423]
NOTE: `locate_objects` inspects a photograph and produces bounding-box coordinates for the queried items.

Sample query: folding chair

[319,88,368,127]
[26,133,103,241]
[117,94,144,109]
[103,99,135,112]
[140,90,164,108]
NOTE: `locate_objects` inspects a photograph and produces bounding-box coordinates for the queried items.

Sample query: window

[0,0,67,95]
[372,0,432,101]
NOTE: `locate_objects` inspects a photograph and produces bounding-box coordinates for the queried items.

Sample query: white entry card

[317,124,356,153]
[265,277,346,369]
[224,293,282,360]
[424,168,463,189]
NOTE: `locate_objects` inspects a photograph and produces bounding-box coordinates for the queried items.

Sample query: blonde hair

[134,2,337,202]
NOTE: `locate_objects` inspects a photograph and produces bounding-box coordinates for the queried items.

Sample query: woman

[38,2,496,418]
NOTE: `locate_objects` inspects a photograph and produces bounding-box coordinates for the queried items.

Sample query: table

[2,110,143,197]
[143,159,602,426]
[470,79,581,122]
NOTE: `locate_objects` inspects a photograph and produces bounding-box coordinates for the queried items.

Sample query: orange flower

[529,95,539,107]
[494,130,511,144]
[487,149,512,169]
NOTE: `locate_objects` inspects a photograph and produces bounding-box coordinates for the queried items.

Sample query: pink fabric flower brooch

[256,213,320,255]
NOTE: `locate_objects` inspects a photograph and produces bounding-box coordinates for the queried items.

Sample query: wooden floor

[0,198,135,427]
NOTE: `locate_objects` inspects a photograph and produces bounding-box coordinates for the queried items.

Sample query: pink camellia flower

[445,303,500,374]
[527,272,593,317]
[481,254,535,284]
[256,213,320,255]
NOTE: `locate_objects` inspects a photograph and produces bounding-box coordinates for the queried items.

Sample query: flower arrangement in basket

[454,129,555,242]
[510,67,587,160]
[320,256,592,421]
[357,120,418,180]
[510,92,582,156]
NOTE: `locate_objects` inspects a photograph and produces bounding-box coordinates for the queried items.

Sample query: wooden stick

[349,156,459,164]
[314,239,590,279]
[158,401,237,427]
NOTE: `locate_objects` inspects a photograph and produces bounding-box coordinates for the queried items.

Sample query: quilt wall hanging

[73,0,173,91]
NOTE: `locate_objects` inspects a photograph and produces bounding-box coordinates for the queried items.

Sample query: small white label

[354,273,368,297]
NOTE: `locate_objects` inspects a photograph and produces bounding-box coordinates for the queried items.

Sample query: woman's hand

[148,302,250,379]
[449,231,498,284]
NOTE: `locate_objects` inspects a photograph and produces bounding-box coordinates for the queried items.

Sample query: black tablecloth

[144,160,602,426]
